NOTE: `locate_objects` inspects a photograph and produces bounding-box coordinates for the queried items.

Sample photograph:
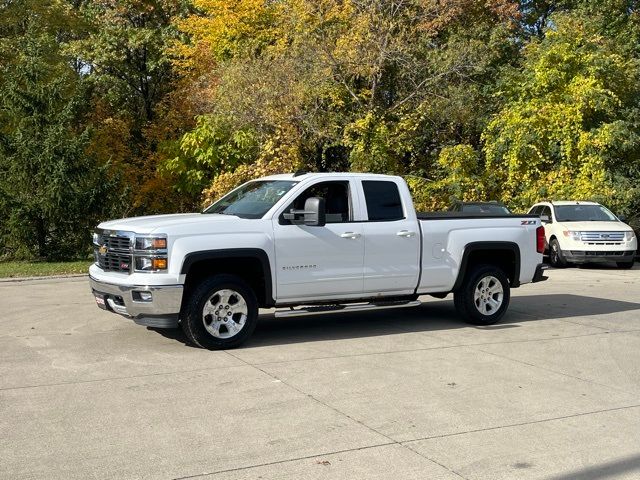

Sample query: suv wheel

[454,265,510,325]
[181,274,258,350]
[549,238,568,268]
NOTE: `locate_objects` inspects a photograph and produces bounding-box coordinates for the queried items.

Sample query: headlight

[92,232,99,245]
[134,235,168,272]
[563,230,581,241]
[134,236,167,251]
[135,256,168,271]
[625,231,636,242]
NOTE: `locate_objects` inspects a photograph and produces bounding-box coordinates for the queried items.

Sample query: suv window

[281,180,350,224]
[362,181,404,221]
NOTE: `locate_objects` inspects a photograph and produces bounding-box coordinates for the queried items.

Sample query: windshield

[554,204,617,222]
[461,204,511,215]
[203,180,297,219]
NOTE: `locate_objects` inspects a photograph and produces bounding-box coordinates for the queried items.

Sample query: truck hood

[98,213,242,234]
[556,221,632,232]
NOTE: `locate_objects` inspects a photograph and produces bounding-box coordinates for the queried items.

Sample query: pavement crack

[171,443,396,479]
[402,403,640,444]
[468,345,638,396]
[224,350,470,479]
[0,364,249,392]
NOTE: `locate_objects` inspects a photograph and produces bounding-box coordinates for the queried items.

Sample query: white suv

[527,201,637,269]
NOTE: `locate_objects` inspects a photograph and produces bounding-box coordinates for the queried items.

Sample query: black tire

[616,260,635,269]
[549,238,568,268]
[454,265,510,326]
[181,274,258,350]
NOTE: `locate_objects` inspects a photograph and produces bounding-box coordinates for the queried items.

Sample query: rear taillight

[536,226,545,254]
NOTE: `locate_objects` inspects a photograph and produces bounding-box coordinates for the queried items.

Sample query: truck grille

[94,232,133,273]
[101,235,132,251]
[580,231,625,244]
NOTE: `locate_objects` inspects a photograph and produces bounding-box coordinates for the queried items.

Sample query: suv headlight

[625,231,636,242]
[563,230,581,241]
[134,235,168,272]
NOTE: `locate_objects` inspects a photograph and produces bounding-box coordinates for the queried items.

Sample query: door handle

[340,232,361,239]
[396,230,416,238]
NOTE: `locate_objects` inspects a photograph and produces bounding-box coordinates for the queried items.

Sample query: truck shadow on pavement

[246,293,640,348]
[544,453,640,480]
[150,294,640,349]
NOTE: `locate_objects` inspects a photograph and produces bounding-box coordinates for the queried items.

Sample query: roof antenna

[293,170,308,177]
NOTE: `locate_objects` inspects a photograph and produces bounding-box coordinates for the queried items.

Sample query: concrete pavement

[1,266,640,479]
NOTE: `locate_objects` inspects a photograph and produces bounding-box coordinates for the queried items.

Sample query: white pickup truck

[90,172,547,349]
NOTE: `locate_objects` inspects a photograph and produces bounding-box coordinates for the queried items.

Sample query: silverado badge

[98,244,108,255]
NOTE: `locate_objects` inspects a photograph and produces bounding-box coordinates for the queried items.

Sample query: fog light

[133,291,153,302]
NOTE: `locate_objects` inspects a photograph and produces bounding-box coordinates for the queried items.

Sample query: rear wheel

[181,274,258,350]
[454,265,510,326]
[549,238,568,268]
[616,260,635,269]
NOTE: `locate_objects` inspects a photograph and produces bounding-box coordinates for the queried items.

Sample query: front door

[272,180,364,302]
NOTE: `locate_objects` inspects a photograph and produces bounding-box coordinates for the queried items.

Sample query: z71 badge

[521,220,537,225]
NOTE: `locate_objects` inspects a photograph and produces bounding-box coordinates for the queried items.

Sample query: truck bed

[417,212,540,220]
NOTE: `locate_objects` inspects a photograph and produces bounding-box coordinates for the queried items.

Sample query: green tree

[171,0,521,203]
[0,0,115,259]
[482,13,640,211]
[71,0,194,214]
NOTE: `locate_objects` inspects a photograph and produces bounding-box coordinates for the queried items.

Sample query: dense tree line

[1,0,640,260]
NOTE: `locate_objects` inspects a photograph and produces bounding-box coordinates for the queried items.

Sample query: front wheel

[454,265,510,326]
[181,274,258,350]
[549,238,568,268]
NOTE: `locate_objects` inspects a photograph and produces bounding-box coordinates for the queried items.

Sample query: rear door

[359,179,420,295]
[272,179,365,301]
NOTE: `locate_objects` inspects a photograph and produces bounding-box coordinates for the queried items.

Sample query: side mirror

[540,214,551,223]
[303,197,326,226]
[282,197,326,226]
[618,214,627,223]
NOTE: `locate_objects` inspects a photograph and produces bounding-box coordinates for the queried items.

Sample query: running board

[274,300,422,318]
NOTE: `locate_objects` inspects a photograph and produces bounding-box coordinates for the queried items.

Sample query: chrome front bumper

[89,276,183,328]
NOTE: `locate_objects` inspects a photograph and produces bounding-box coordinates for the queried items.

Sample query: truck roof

[261,172,402,181]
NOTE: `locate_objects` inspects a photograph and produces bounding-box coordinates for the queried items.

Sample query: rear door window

[362,181,404,221]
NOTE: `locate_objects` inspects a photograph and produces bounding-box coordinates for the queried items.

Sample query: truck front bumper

[89,276,183,328]
[564,250,635,264]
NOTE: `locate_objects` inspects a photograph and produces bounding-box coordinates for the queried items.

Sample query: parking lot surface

[2,266,640,479]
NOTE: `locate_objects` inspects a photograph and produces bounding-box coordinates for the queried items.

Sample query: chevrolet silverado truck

[527,201,637,268]
[90,172,547,349]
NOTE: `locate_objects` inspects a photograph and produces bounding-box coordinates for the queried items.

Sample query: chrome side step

[274,300,422,318]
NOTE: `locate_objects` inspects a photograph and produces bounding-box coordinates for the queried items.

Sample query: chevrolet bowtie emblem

[98,245,108,255]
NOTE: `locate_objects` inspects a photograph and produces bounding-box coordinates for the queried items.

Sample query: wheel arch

[181,248,274,307]
[453,242,521,291]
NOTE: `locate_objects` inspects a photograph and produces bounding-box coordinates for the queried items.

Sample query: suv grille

[94,232,132,273]
[580,231,625,243]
